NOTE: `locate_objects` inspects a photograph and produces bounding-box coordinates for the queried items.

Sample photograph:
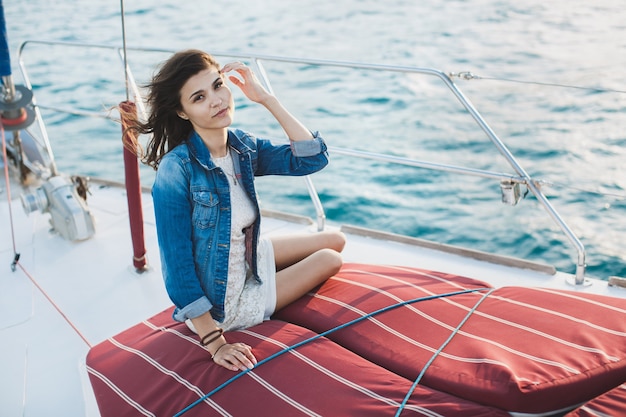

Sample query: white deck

[1,181,624,416]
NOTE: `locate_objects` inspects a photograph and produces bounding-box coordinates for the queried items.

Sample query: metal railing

[16,40,587,283]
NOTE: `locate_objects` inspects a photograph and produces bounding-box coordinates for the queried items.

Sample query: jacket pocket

[192,191,219,229]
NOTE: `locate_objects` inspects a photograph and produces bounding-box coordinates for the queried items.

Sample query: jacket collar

[186,131,213,169]
[187,129,253,163]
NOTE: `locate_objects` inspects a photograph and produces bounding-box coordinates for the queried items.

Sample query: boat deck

[1,181,624,416]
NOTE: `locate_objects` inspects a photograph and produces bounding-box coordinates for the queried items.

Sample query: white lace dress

[212,150,277,331]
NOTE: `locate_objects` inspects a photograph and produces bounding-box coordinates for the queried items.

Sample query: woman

[130,50,345,372]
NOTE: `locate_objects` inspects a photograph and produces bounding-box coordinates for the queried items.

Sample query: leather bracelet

[211,342,228,359]
[200,328,223,346]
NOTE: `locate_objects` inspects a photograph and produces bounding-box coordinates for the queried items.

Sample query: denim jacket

[152,128,329,322]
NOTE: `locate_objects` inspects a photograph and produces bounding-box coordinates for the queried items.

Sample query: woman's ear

[177,111,189,120]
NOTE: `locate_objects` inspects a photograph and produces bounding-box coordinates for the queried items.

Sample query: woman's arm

[222,62,313,141]
[260,95,314,142]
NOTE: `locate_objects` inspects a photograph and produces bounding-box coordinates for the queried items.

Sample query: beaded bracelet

[211,342,228,359]
[200,327,224,346]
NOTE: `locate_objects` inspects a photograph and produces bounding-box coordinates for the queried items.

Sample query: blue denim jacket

[152,128,329,322]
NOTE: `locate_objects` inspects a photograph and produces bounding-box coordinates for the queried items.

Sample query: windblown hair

[121,50,220,169]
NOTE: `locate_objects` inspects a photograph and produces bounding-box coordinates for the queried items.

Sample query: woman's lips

[213,108,228,118]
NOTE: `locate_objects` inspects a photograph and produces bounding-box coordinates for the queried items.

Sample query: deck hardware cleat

[608,276,626,289]
[500,179,522,205]
[20,175,96,241]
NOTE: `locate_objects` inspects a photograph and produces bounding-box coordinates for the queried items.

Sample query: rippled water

[4,0,626,278]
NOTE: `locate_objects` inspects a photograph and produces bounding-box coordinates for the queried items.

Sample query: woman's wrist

[259,94,278,109]
[211,341,228,359]
[205,335,227,357]
[200,327,223,346]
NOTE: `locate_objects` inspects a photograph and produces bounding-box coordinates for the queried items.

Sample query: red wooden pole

[119,100,148,271]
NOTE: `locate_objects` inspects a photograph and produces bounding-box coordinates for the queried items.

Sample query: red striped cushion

[86,306,507,416]
[565,383,626,416]
[273,263,626,414]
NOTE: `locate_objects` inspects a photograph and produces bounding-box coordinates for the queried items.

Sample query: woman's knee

[317,247,343,275]
[321,230,346,253]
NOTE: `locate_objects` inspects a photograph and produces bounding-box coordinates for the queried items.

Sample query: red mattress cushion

[564,383,626,416]
[86,306,507,417]
[273,263,626,414]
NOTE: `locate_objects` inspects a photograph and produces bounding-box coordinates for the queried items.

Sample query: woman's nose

[210,96,223,107]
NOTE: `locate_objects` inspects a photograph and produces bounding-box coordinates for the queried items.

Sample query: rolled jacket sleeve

[172,296,213,322]
[289,131,327,157]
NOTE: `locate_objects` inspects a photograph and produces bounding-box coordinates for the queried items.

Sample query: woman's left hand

[212,342,258,372]
[222,62,272,104]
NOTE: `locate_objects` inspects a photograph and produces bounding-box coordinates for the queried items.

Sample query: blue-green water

[4,0,626,279]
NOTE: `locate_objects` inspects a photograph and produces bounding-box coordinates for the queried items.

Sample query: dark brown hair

[121,49,220,169]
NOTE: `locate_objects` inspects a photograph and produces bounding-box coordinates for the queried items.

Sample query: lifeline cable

[1,121,93,348]
[535,178,626,200]
[174,286,492,417]
[394,287,496,416]
[13,262,93,348]
[449,71,626,95]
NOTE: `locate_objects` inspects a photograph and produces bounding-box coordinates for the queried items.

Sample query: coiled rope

[174,286,492,417]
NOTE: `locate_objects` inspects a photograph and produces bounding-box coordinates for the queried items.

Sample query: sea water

[3,0,625,279]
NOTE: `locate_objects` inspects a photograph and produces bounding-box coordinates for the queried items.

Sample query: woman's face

[177,66,235,135]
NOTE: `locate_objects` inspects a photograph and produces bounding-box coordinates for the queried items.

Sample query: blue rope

[394,288,496,416]
[174,286,491,416]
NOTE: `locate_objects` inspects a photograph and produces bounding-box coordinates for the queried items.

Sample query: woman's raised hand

[222,60,312,141]
[222,62,272,104]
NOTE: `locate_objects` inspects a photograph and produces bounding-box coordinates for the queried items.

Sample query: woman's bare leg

[271,230,345,311]
[272,230,345,270]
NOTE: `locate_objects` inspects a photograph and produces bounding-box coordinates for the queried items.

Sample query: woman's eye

[193,94,204,102]
[215,80,223,89]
